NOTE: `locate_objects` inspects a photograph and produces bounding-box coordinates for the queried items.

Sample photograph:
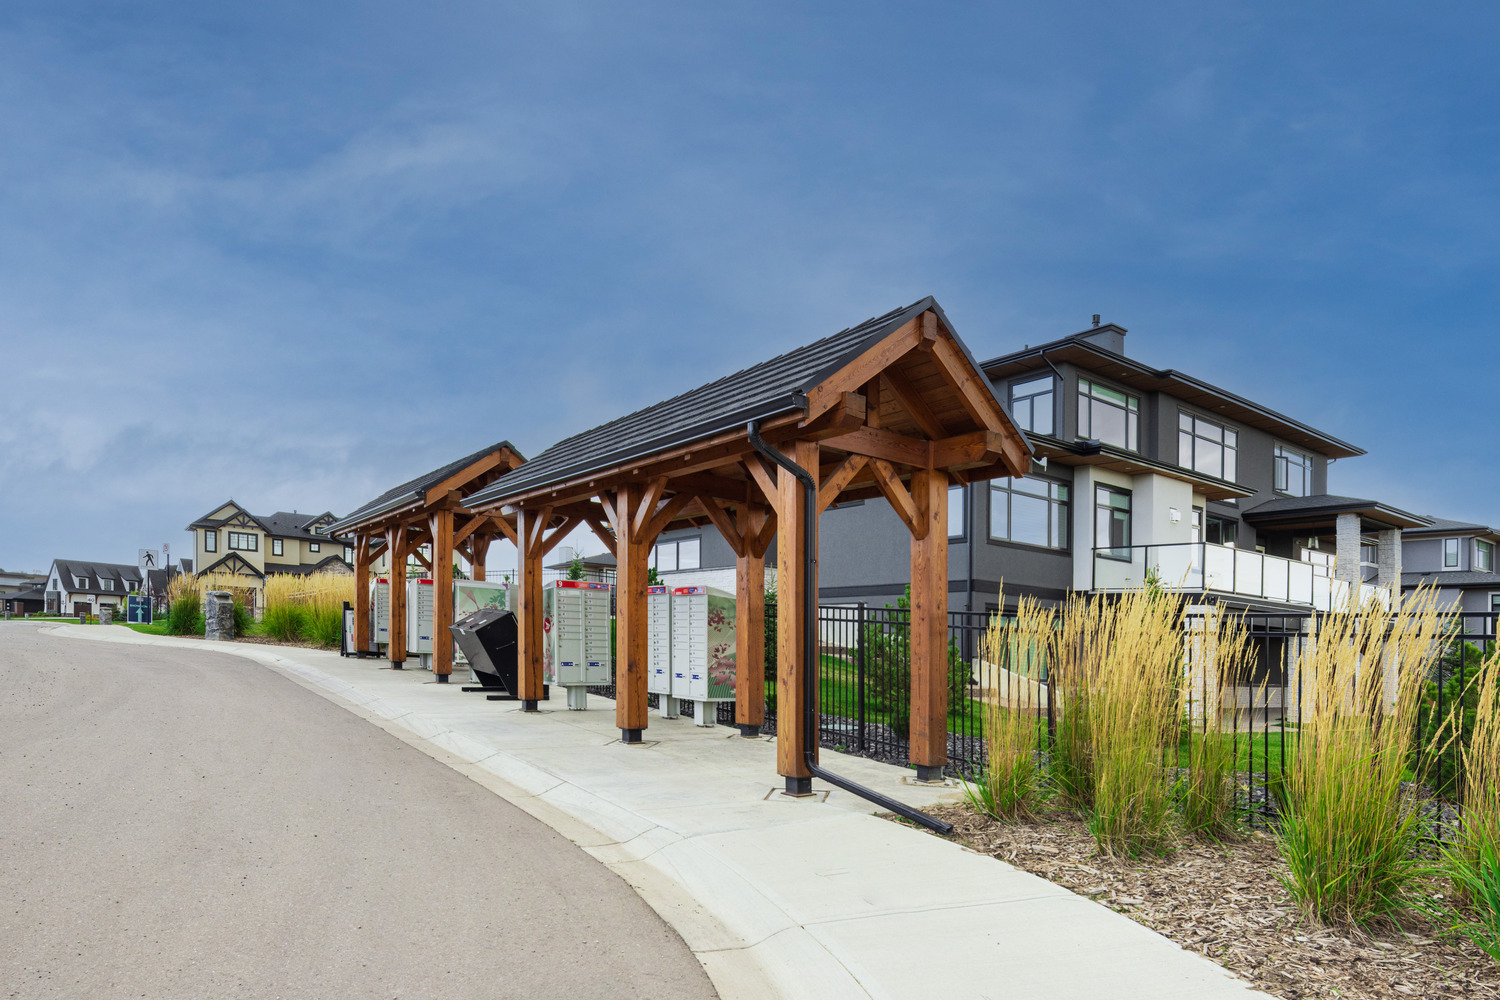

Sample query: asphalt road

[0,625,718,1000]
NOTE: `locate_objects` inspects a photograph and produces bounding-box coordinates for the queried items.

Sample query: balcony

[1092,542,1388,612]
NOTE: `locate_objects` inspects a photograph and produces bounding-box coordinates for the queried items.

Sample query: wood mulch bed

[915,801,1498,999]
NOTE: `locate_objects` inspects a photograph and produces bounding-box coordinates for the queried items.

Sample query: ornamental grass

[969,596,1054,820]
[1275,589,1444,926]
[1440,648,1500,960]
[262,572,354,647]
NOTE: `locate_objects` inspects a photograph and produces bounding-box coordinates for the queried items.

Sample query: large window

[1095,486,1132,559]
[1445,538,1461,569]
[1476,540,1494,573]
[1009,375,1054,435]
[651,537,701,573]
[1078,379,1139,451]
[228,531,258,552]
[948,486,965,540]
[1274,445,1313,497]
[1179,412,1238,482]
[1207,515,1237,547]
[989,477,1069,549]
[204,530,217,553]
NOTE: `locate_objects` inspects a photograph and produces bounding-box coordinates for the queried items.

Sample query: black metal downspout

[747,421,954,836]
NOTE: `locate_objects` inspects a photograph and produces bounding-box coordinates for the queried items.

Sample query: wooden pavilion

[464,297,1032,790]
[329,442,526,680]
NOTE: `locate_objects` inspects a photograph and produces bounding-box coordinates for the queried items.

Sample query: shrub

[1179,606,1254,839]
[261,602,310,642]
[165,576,201,636]
[1440,649,1500,960]
[969,596,1053,820]
[1275,590,1443,926]
[262,571,353,648]
[1087,587,1184,857]
[231,599,253,638]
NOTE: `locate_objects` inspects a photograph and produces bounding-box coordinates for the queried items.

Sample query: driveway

[0,624,717,999]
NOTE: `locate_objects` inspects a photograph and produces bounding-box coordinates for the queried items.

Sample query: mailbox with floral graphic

[670,586,736,702]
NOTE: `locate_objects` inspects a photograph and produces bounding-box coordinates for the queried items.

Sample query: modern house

[187,501,354,612]
[42,560,145,616]
[1401,517,1500,618]
[651,318,1421,615]
[0,566,47,596]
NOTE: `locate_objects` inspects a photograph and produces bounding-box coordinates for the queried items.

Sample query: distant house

[1402,517,1500,617]
[42,560,144,616]
[186,501,354,612]
[0,566,47,596]
[3,587,46,617]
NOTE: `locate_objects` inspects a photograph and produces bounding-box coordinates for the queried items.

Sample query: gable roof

[50,560,144,595]
[331,441,523,533]
[1402,570,1500,589]
[1404,516,1499,539]
[259,511,349,543]
[980,329,1365,460]
[467,296,1017,508]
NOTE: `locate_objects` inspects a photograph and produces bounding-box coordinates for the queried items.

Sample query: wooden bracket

[817,454,868,514]
[644,492,695,542]
[870,459,925,539]
[742,457,779,506]
[695,495,745,559]
[798,391,867,440]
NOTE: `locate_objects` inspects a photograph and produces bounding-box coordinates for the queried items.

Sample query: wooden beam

[644,492,695,542]
[882,366,948,440]
[515,507,547,706]
[585,516,617,557]
[930,429,1010,469]
[409,547,433,572]
[816,454,868,514]
[864,376,882,429]
[453,514,487,549]
[354,535,371,653]
[918,309,939,352]
[421,446,522,505]
[803,317,921,422]
[931,335,1005,432]
[909,467,950,776]
[798,391,866,440]
[695,495,745,559]
[539,515,584,558]
[470,531,489,583]
[820,425,929,468]
[633,477,670,539]
[386,523,408,665]
[735,523,766,732]
[751,508,778,559]
[615,484,651,738]
[869,459,924,539]
[742,456,778,504]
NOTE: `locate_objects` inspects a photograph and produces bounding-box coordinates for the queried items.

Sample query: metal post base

[693,700,717,728]
[436,674,449,684]
[621,728,644,744]
[522,699,539,712]
[914,764,945,782]
[565,686,589,711]
[391,661,404,670]
[784,776,814,797]
[737,723,760,738]
[658,695,679,719]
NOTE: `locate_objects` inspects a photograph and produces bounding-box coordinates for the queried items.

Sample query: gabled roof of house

[467,296,1017,507]
[1402,570,1500,589]
[263,555,354,577]
[196,552,265,580]
[331,441,524,533]
[1242,494,1431,531]
[50,559,144,594]
[979,328,1366,460]
[545,551,618,571]
[259,511,349,543]
[1404,516,1499,539]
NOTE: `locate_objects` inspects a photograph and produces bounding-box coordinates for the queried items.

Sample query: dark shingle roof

[332,441,521,533]
[1404,516,1496,537]
[259,511,348,542]
[263,555,353,577]
[1402,570,1500,588]
[467,297,1004,507]
[51,560,143,595]
[1242,494,1431,528]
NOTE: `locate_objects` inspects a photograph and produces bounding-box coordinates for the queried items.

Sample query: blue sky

[1,2,1496,573]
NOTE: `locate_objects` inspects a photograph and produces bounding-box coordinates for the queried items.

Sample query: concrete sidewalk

[50,624,1267,1000]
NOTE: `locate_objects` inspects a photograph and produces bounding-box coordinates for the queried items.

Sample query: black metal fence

[588,602,1497,827]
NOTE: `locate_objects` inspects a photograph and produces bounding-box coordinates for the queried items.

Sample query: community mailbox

[670,585,736,727]
[406,578,435,657]
[646,585,676,718]
[453,580,508,667]
[370,578,390,649]
[126,593,151,625]
[543,580,612,711]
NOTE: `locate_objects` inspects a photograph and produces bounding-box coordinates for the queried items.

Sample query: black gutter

[747,420,954,837]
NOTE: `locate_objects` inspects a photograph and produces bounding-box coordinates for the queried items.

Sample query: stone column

[1377,528,1402,593]
[1334,513,1362,584]
[205,591,234,640]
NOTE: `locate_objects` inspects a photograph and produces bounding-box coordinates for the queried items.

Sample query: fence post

[857,602,867,753]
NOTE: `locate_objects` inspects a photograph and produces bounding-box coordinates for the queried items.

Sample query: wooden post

[515,507,547,709]
[614,484,651,741]
[354,534,371,654]
[735,504,768,737]
[431,508,455,680]
[387,525,408,667]
[909,467,949,780]
[470,531,488,583]
[776,439,819,792]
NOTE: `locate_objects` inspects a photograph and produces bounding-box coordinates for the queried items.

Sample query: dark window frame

[1273,444,1313,498]
[204,530,217,553]
[1178,410,1239,483]
[988,476,1070,551]
[1444,537,1461,569]
[1077,378,1140,452]
[1094,485,1133,560]
[1009,374,1056,436]
[272,538,284,557]
[228,531,259,552]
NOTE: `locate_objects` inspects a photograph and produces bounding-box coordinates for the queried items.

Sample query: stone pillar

[1377,528,1402,593]
[1334,513,1362,586]
[205,591,234,640]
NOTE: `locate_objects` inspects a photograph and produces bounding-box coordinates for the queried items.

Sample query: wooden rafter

[930,335,1004,433]
[869,458,925,539]
[817,454,868,514]
[742,456,778,503]
[803,317,921,422]
[881,367,948,440]
[645,492,695,541]
[797,391,866,440]
[632,478,670,538]
[695,495,745,559]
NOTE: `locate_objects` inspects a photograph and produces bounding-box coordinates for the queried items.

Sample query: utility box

[453,580,508,668]
[543,580,612,711]
[647,585,677,718]
[371,578,390,648]
[670,586,736,727]
[406,578,435,657]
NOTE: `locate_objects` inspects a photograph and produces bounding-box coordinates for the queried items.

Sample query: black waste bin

[451,608,520,695]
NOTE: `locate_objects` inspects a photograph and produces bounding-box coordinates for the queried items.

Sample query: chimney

[1074,318,1128,355]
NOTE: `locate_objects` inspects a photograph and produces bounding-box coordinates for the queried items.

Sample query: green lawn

[120,621,170,636]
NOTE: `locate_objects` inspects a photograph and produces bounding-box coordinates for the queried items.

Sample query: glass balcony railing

[1092,542,1388,611]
